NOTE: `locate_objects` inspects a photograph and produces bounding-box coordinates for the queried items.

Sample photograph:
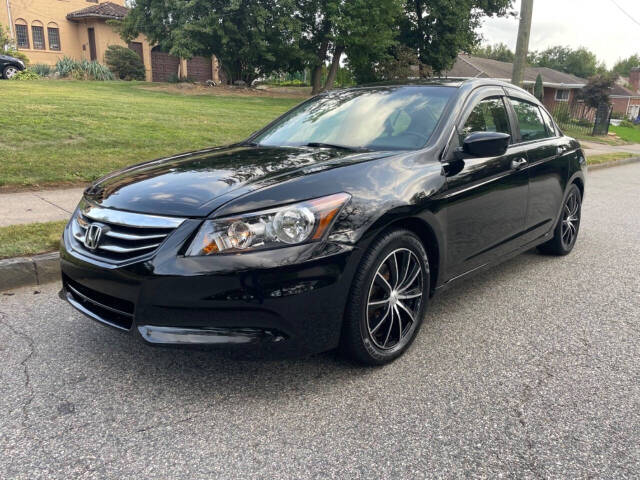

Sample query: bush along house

[1,0,220,82]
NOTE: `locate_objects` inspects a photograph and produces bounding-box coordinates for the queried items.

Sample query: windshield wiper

[304,142,370,152]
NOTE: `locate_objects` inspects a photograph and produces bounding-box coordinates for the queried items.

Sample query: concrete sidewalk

[581,140,640,158]
[0,187,84,227]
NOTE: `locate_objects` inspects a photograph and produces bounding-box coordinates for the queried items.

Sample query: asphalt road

[1,163,639,479]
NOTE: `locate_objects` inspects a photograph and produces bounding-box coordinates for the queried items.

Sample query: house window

[555,89,570,102]
[32,25,45,50]
[15,24,29,48]
[48,27,61,51]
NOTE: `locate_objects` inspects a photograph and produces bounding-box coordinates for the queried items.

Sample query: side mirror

[461,132,510,158]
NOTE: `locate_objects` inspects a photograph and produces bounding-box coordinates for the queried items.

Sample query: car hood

[0,54,21,62]
[84,145,396,217]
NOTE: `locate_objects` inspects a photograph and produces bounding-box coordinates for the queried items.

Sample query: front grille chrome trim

[81,203,185,229]
[70,198,187,263]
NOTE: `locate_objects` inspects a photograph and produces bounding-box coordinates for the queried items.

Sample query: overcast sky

[480,0,640,68]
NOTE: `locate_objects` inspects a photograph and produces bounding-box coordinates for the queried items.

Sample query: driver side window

[459,98,511,143]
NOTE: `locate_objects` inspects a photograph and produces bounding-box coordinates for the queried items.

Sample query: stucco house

[443,54,588,111]
[2,0,219,82]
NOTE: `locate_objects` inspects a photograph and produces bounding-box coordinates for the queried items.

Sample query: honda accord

[60,79,586,365]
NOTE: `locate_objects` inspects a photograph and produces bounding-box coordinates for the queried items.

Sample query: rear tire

[341,229,430,366]
[538,184,582,256]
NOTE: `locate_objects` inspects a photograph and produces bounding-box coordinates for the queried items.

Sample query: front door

[87,28,97,61]
[443,89,529,280]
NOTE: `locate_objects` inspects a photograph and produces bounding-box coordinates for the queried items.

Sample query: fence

[550,101,612,137]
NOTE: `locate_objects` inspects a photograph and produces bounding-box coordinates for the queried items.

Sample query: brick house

[444,54,587,111]
[610,68,640,120]
[2,0,219,82]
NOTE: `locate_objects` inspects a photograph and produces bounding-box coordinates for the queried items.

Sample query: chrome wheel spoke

[396,300,416,323]
[370,304,391,335]
[398,291,422,300]
[394,305,402,338]
[366,247,424,350]
[399,265,420,292]
[376,272,393,292]
[382,307,395,348]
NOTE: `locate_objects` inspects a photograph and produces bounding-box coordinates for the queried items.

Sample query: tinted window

[460,97,511,142]
[539,107,557,137]
[510,99,549,142]
[254,86,455,151]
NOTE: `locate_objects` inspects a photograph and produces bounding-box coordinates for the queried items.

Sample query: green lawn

[0,221,67,259]
[586,152,638,165]
[610,125,640,144]
[0,81,302,188]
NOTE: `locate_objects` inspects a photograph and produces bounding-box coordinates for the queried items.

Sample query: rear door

[506,91,569,244]
[443,87,530,280]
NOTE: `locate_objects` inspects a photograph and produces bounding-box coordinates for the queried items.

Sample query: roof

[66,2,129,21]
[611,84,640,98]
[445,55,587,89]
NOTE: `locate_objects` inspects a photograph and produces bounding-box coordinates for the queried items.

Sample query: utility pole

[511,0,534,87]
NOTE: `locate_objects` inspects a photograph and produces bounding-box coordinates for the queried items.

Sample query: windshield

[253,86,455,151]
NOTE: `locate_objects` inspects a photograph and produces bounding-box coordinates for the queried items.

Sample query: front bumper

[59,219,361,357]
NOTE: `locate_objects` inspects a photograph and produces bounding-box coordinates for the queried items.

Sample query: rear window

[510,98,549,142]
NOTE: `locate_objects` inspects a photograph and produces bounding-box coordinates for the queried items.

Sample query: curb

[588,156,640,171]
[0,252,60,292]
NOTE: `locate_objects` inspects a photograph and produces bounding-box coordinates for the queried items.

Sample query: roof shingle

[445,55,587,88]
[67,2,129,21]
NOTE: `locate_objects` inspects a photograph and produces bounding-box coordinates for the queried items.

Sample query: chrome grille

[71,200,185,262]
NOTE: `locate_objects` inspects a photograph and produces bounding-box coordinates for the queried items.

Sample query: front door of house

[87,28,97,61]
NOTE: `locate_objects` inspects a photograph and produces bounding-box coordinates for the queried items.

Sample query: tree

[534,73,544,101]
[398,0,513,75]
[297,0,403,93]
[612,54,640,77]
[1,22,29,65]
[529,46,604,79]
[472,43,514,62]
[579,74,615,109]
[118,0,304,85]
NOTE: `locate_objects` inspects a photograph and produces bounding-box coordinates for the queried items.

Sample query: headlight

[185,193,351,256]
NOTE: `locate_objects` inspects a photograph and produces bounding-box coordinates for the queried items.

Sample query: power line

[610,0,640,28]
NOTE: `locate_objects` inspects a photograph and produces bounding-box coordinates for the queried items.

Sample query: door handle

[511,158,527,170]
[557,145,568,155]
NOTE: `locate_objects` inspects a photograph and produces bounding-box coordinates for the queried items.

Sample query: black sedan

[0,54,25,79]
[60,79,586,365]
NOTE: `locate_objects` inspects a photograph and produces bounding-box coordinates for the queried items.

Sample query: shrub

[104,45,145,80]
[55,56,76,77]
[11,69,40,80]
[620,120,635,129]
[55,56,114,80]
[167,73,194,83]
[31,63,52,77]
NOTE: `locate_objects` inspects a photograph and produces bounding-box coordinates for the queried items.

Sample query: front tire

[3,65,19,79]
[341,229,430,366]
[538,184,582,256]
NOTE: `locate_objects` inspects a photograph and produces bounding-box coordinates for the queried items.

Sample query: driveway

[1,164,639,479]
[581,139,640,158]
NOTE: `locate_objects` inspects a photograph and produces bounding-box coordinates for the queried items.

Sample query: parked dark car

[60,79,586,365]
[0,54,25,79]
